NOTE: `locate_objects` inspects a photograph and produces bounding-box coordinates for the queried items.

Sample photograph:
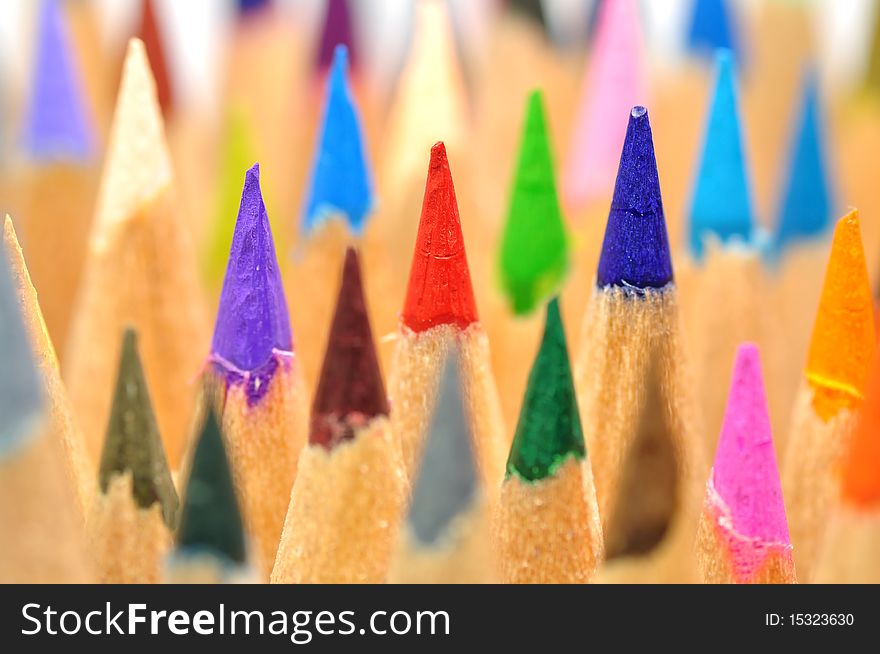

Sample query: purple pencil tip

[596,106,674,290]
[211,164,292,396]
[316,0,356,73]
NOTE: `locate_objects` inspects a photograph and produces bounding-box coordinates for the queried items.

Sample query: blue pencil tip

[773,70,834,252]
[0,247,44,458]
[212,164,292,382]
[302,44,374,236]
[597,106,674,290]
[688,50,754,258]
[687,0,739,60]
[23,0,94,162]
[236,0,271,16]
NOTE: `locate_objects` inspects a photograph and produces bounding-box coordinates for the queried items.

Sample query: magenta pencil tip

[712,343,790,545]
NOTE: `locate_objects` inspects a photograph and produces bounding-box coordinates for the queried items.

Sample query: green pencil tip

[506,298,585,482]
[176,403,247,565]
[498,90,570,316]
[98,328,179,528]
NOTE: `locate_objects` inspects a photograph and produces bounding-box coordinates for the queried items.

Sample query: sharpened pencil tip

[311,248,388,449]
[712,343,789,544]
[507,298,585,482]
[499,90,570,316]
[303,44,374,235]
[99,327,178,528]
[23,0,94,161]
[402,142,478,332]
[689,50,754,259]
[597,106,674,290]
[212,163,292,391]
[805,210,875,421]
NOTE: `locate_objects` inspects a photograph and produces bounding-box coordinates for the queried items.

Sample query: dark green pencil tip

[98,328,178,528]
[506,298,585,482]
[176,403,247,565]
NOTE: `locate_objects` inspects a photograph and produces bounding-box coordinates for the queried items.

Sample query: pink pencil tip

[563,0,649,209]
[711,343,791,545]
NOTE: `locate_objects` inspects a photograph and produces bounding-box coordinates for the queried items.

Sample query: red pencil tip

[402,142,478,332]
[311,248,389,450]
[139,0,173,117]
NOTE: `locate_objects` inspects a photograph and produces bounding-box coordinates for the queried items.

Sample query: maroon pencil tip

[310,247,388,449]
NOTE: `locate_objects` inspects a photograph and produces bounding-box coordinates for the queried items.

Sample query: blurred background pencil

[389,349,496,583]
[168,400,253,584]
[814,350,880,583]
[3,215,92,515]
[0,241,91,583]
[64,38,207,471]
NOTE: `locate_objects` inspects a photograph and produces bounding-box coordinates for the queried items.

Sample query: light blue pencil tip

[688,50,755,259]
[302,44,374,236]
[773,70,834,253]
[22,0,94,162]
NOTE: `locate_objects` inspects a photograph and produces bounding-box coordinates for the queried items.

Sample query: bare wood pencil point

[64,38,208,471]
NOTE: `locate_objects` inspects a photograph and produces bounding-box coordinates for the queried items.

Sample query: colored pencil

[766,71,836,446]
[167,400,254,584]
[287,44,375,392]
[562,0,649,305]
[563,0,649,214]
[272,248,405,584]
[574,106,706,530]
[379,0,471,293]
[781,209,875,582]
[64,38,208,471]
[0,242,91,583]
[389,141,507,492]
[744,0,816,220]
[497,298,603,584]
[15,0,98,359]
[696,344,796,584]
[3,216,92,516]
[490,90,570,431]
[208,162,309,579]
[686,0,741,61]
[138,0,174,119]
[88,328,178,584]
[64,0,112,138]
[597,354,699,583]
[813,350,880,583]
[389,349,497,583]
[679,50,765,451]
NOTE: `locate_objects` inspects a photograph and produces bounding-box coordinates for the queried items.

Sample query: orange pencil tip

[805,209,876,421]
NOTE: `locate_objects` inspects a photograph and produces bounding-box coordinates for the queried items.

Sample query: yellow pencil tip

[805,209,876,420]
